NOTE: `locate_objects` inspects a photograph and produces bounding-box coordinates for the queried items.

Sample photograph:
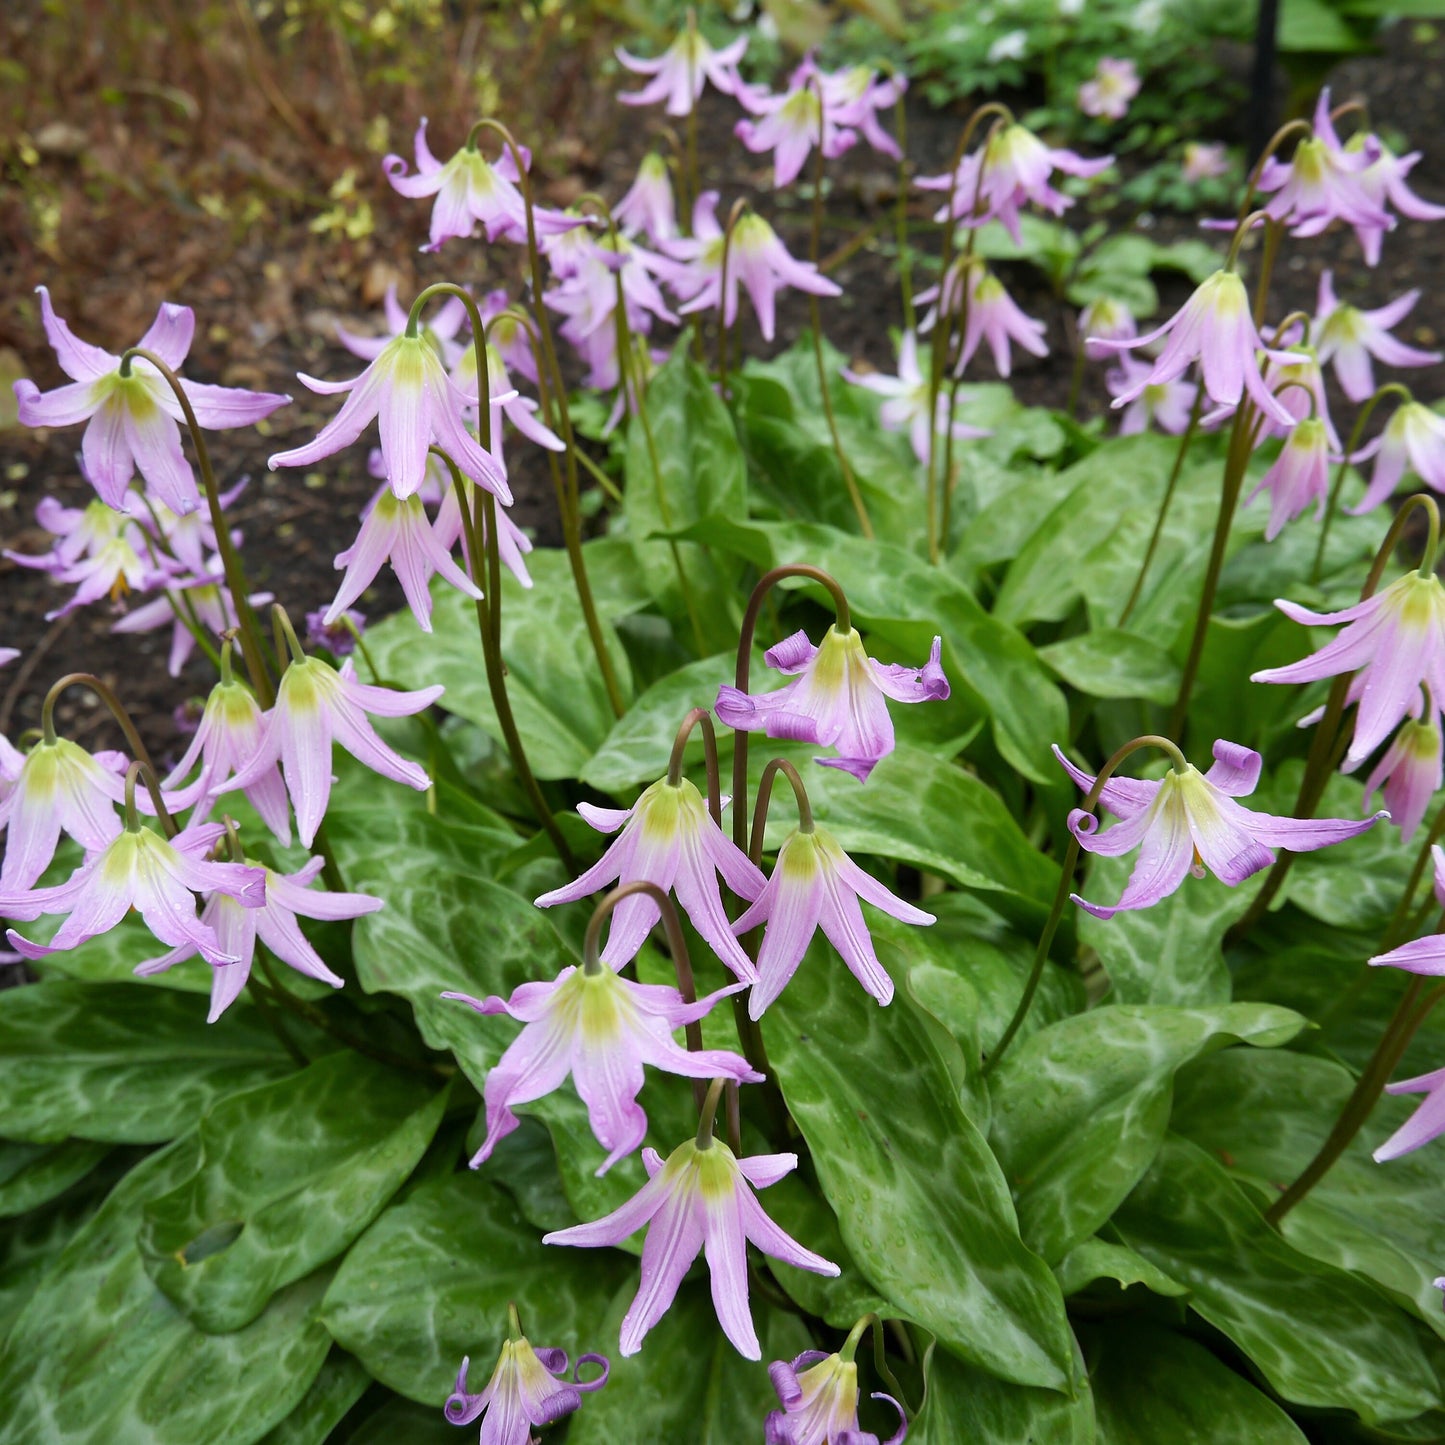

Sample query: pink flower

[715,627,949,783]
[135,477,248,574]
[1314,270,1441,403]
[767,1348,908,1445]
[842,330,990,464]
[1055,739,1384,919]
[0,737,128,890]
[734,61,858,188]
[1370,849,1445,988]
[1354,134,1445,266]
[953,265,1049,378]
[445,967,759,1174]
[667,194,841,343]
[445,1332,609,1443]
[13,287,288,515]
[1349,401,1445,513]
[615,153,679,246]
[1077,57,1140,121]
[1105,355,1198,436]
[110,561,273,677]
[1373,1066,1445,1162]
[1091,269,1298,427]
[477,290,540,385]
[615,29,747,115]
[137,855,378,1021]
[337,283,468,371]
[269,329,510,505]
[732,823,933,1019]
[4,820,265,967]
[1182,142,1230,184]
[1252,570,1445,763]
[1252,345,1341,449]
[534,777,764,982]
[1359,713,1442,841]
[822,65,906,160]
[1079,297,1137,360]
[224,656,441,848]
[381,120,582,252]
[543,1136,837,1358]
[7,513,168,620]
[1245,415,1335,541]
[545,232,679,351]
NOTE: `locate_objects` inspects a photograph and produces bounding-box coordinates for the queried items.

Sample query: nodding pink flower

[1254,571,1445,764]
[451,339,563,454]
[667,195,841,343]
[732,823,933,1019]
[336,283,469,372]
[1256,89,1389,241]
[823,65,907,159]
[1357,712,1442,841]
[543,1137,838,1359]
[1091,269,1299,427]
[13,288,288,515]
[162,666,291,842]
[715,628,949,783]
[535,777,765,982]
[734,62,858,188]
[842,330,990,465]
[136,478,248,575]
[7,514,167,620]
[1373,1064,1445,1162]
[477,290,540,385]
[1055,739,1384,919]
[111,560,273,677]
[1349,401,1445,513]
[767,1348,908,1445]
[1183,141,1231,184]
[952,264,1049,378]
[1106,355,1199,436]
[224,656,441,849]
[429,465,534,591]
[1077,57,1140,121]
[546,232,679,351]
[1353,134,1445,266]
[382,120,582,252]
[615,153,679,247]
[4,820,265,967]
[137,855,378,1022]
[1079,297,1137,360]
[305,608,365,657]
[268,328,510,505]
[1245,416,1335,541]
[915,123,1111,242]
[1314,271,1441,403]
[615,29,747,115]
[27,493,131,568]
[0,737,128,889]
[445,968,759,1175]
[445,1333,609,1444]
[1250,345,1341,450]
[324,488,481,635]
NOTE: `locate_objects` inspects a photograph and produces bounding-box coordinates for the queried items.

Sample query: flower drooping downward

[614,27,747,115]
[767,1339,908,1445]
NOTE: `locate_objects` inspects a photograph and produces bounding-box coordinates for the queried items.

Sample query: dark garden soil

[3,15,1445,769]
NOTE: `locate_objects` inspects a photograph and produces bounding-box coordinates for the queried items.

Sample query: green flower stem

[729,566,851,851]
[1312,384,1410,586]
[666,707,722,824]
[1267,977,1444,1225]
[806,79,873,542]
[749,757,815,866]
[984,735,1188,1075]
[695,1074,728,1149]
[118,346,274,707]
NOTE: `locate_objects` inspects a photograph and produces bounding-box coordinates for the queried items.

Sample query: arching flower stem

[667,707,722,825]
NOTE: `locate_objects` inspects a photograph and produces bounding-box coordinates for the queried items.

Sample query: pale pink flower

[615,29,747,115]
[135,478,247,574]
[535,777,764,982]
[446,968,759,1174]
[1354,134,1445,266]
[1374,1065,1445,1162]
[1079,297,1137,360]
[544,1137,837,1359]
[7,513,168,620]
[1314,270,1441,403]
[1105,355,1198,436]
[1349,401,1445,513]
[1253,345,1341,449]
[715,627,949,783]
[734,60,858,188]
[110,560,273,677]
[1369,847,1445,989]
[477,290,540,385]
[1359,712,1442,841]
[13,288,288,515]
[1245,415,1335,541]
[451,334,563,454]
[1077,58,1140,121]
[224,656,441,849]
[952,265,1049,378]
[445,1334,609,1443]
[1182,142,1230,184]
[336,283,469,372]
[615,153,679,247]
[733,823,933,1019]
[767,1348,907,1445]
[822,65,907,159]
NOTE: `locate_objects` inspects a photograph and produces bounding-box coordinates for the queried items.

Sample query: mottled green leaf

[0,981,293,1144]
[322,1173,628,1405]
[989,1003,1304,1261]
[139,1052,447,1332]
[257,1350,370,1445]
[0,1139,109,1218]
[915,1338,1095,1444]
[1054,1238,1188,1299]
[763,942,1075,1390]
[1039,629,1181,704]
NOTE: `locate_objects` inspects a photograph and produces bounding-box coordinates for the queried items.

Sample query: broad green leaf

[989,1003,1304,1261]
[322,1173,628,1405]
[1076,860,1262,1006]
[763,941,1076,1391]
[341,1397,455,1444]
[1038,629,1181,704]
[139,1052,448,1332]
[1172,1048,1445,1340]
[364,545,635,779]
[1087,1320,1308,1443]
[0,980,293,1144]
[257,1350,370,1445]
[0,1139,108,1218]
[1054,1238,1188,1299]
[915,1338,1095,1444]
[1113,1135,1441,1424]
[567,1279,812,1445]
[0,1138,333,1445]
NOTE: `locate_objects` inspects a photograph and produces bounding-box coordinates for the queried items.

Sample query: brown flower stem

[667,707,722,825]
[749,757,815,865]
